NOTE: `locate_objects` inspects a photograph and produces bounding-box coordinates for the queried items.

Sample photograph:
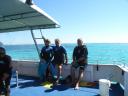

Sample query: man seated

[0,47,12,96]
[71,38,88,90]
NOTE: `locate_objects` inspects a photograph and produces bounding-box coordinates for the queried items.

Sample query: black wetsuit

[72,45,88,70]
[52,46,67,65]
[0,55,12,93]
[40,46,54,78]
[40,46,54,62]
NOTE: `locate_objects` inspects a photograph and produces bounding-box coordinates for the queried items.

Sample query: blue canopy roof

[0,0,60,33]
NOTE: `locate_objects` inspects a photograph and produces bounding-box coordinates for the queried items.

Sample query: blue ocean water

[4,43,128,66]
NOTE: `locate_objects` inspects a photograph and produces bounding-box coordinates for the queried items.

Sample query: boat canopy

[0,0,60,33]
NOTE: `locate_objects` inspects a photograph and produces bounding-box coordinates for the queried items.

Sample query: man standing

[39,39,55,81]
[0,47,12,96]
[52,39,68,85]
[71,38,88,89]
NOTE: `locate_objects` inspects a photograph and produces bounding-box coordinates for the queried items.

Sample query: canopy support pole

[30,29,40,58]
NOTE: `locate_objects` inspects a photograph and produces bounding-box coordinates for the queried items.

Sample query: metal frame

[0,24,57,33]
[0,12,42,23]
[0,0,60,60]
[30,29,40,57]
[30,29,46,59]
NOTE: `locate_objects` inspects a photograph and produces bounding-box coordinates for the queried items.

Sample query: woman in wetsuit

[39,39,55,81]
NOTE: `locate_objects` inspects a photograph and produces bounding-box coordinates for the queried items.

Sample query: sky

[0,0,128,45]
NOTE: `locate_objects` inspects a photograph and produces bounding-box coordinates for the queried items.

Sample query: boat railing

[13,57,128,69]
[58,57,127,69]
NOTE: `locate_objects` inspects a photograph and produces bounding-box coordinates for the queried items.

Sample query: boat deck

[9,76,124,96]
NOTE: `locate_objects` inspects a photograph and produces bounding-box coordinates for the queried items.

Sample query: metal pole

[16,70,19,88]
[30,29,40,58]
[40,29,45,41]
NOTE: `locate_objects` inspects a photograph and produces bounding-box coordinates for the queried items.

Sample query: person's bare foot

[74,83,79,90]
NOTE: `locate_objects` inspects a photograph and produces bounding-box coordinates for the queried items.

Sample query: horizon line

[3,42,128,45]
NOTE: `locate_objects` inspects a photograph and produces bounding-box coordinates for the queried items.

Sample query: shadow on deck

[10,76,123,96]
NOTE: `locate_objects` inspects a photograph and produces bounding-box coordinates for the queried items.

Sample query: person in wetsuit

[71,38,88,90]
[0,47,12,96]
[39,39,55,81]
[52,39,68,85]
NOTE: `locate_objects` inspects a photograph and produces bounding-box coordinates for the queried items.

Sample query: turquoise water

[4,43,128,66]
